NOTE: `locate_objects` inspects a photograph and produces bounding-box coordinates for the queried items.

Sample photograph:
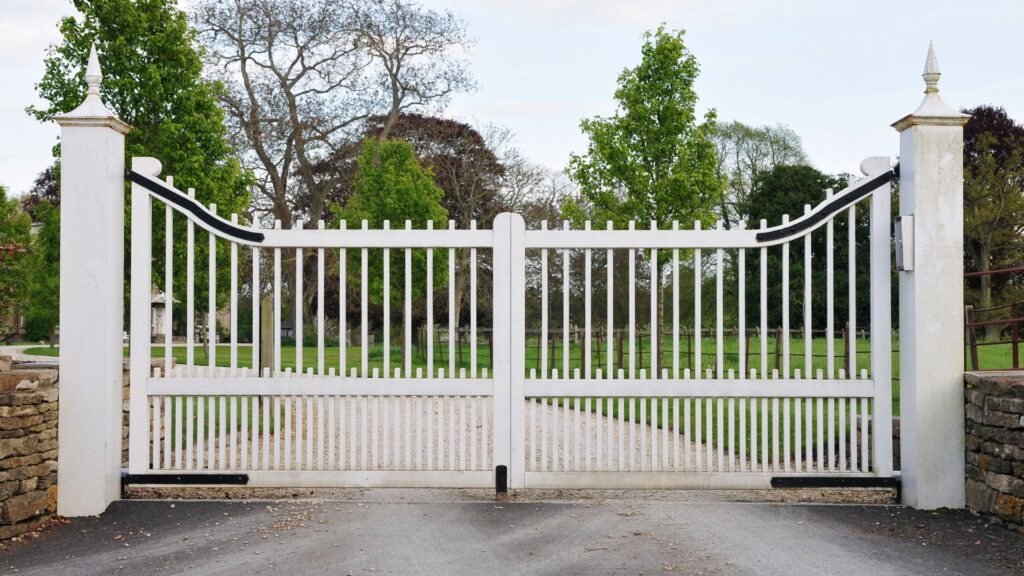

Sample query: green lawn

[29,334,963,455]
[32,332,1018,421]
[27,334,902,407]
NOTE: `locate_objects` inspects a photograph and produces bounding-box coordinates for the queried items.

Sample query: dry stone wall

[0,358,59,540]
[965,372,1024,532]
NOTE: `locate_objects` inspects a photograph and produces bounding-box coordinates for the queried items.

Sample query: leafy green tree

[567,26,720,228]
[334,138,448,324]
[961,105,1024,340]
[29,0,251,330]
[0,185,32,338]
[24,202,60,345]
[739,165,864,331]
[567,26,721,358]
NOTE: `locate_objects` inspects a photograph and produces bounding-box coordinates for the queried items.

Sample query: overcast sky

[2,0,1022,196]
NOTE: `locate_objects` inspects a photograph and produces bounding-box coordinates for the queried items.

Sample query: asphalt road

[2,495,1023,575]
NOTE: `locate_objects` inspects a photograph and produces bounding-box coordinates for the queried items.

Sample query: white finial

[85,43,102,96]
[54,41,130,132]
[891,41,969,130]
[922,40,940,95]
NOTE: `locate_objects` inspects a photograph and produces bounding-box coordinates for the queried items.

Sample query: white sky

[2,0,1022,195]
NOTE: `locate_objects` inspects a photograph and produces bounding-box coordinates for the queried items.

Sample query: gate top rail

[525,159,896,250]
[130,159,493,249]
[132,155,895,251]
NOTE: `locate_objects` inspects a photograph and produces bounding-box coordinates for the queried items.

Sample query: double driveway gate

[128,156,895,490]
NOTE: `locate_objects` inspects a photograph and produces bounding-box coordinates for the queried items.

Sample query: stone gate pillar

[893,43,970,509]
[54,45,131,516]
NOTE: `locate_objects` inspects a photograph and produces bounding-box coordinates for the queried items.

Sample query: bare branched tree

[352,0,474,140]
[712,121,808,229]
[192,0,473,227]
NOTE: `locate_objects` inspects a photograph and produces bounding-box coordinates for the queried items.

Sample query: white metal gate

[128,155,895,490]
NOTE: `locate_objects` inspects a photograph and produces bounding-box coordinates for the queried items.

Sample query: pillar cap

[892,42,969,132]
[54,44,131,134]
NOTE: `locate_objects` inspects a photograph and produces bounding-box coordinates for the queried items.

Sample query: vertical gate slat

[585,221,592,380]
[595,395,602,471]
[426,221,433,378]
[673,396,680,471]
[296,222,304,374]
[339,221,346,381]
[617,392,624,472]
[186,188,195,369]
[629,221,636,381]
[662,392,669,471]
[803,204,812,384]
[762,394,769,472]
[327,394,335,470]
[760,220,769,380]
[562,221,570,379]
[739,396,746,473]
[175,396,183,470]
[564,395,571,471]
[716,224,724,379]
[607,222,613,382]
[241,393,249,470]
[529,382,537,471]
[307,392,315,470]
[470,220,478,378]
[807,391,815,472]
[739,222,747,380]
[361,221,369,378]
[848,206,857,377]
[164,204,173,377]
[318,221,326,376]
[197,394,205,470]
[471,396,478,471]
[782,216,791,380]
[539,394,547,471]
[230,214,238,370]
[383,221,390,382]
[208,205,217,371]
[284,394,292,470]
[252,244,261,374]
[448,221,455,381]
[274,220,282,374]
[229,386,237,470]
[151,396,160,470]
[651,222,658,380]
[706,393,713,473]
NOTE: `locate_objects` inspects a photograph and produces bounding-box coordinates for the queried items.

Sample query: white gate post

[892,43,970,509]
[54,45,131,516]
[867,156,894,477]
[491,213,526,491]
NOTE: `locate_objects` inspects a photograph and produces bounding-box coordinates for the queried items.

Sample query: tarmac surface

[2,491,1024,575]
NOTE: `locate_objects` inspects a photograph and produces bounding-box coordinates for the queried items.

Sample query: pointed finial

[85,43,102,96]
[922,41,940,95]
[892,41,969,131]
[53,41,130,132]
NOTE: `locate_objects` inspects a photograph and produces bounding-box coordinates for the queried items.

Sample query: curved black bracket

[754,165,898,244]
[129,171,265,244]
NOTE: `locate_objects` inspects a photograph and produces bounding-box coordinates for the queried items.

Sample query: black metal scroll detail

[129,171,265,244]
[754,166,898,244]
